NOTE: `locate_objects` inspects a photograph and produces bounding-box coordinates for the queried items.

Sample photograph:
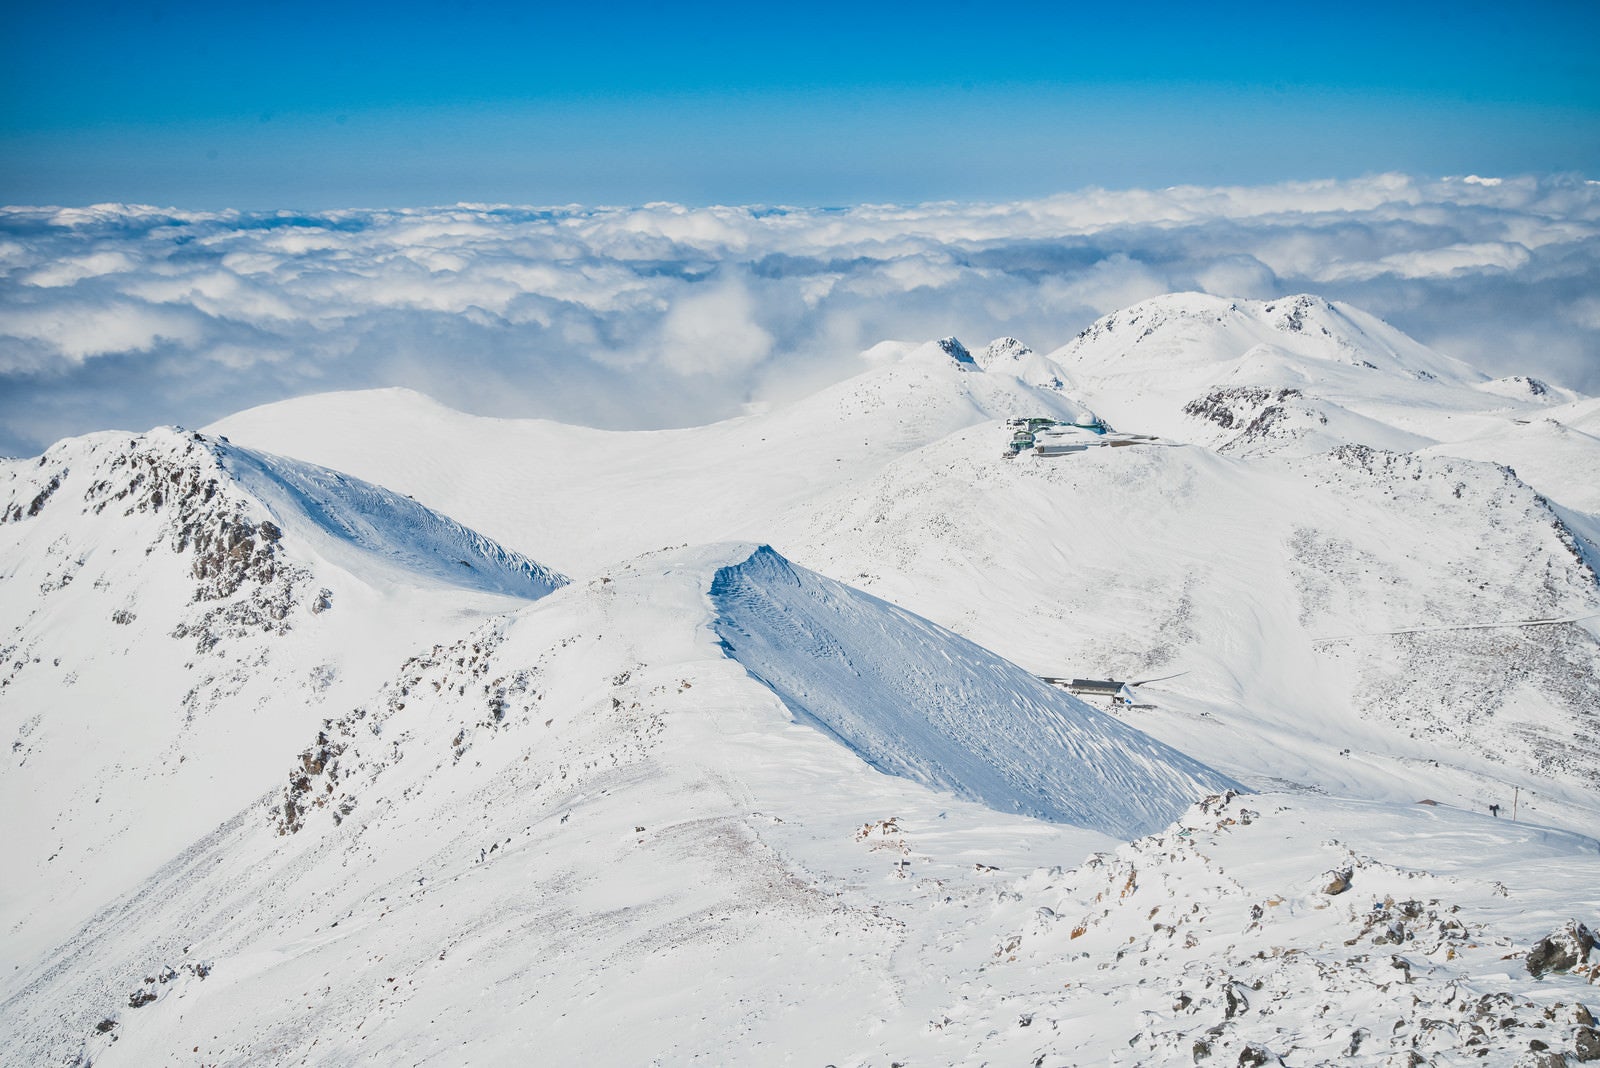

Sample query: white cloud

[655,276,774,376]
[22,250,136,288]
[1316,242,1534,282]
[1,174,1597,456]
[0,300,202,364]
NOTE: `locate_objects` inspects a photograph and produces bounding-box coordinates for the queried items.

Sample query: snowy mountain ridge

[1058,293,1483,384]
[199,293,1600,814]
[0,427,566,966]
[710,544,1239,837]
[5,289,1600,1065]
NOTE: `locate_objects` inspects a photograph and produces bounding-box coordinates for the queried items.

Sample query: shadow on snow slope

[219,438,567,599]
[710,545,1239,840]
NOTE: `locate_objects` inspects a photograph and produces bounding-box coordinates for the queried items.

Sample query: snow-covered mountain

[6,292,1600,1065]
[207,336,1095,576]
[7,542,1596,1067]
[710,545,1238,838]
[1044,294,1595,476]
[0,428,564,966]
[207,301,1600,813]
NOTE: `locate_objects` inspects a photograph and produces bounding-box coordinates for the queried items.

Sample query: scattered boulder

[1322,868,1353,895]
[1521,1052,1568,1068]
[1574,1025,1600,1062]
[1528,922,1595,978]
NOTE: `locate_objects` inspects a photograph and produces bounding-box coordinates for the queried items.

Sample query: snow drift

[711,545,1239,838]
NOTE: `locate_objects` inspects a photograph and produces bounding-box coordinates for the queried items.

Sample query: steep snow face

[217,442,566,599]
[710,545,1238,838]
[0,427,564,962]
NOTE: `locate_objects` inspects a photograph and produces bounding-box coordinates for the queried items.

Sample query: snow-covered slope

[1,543,1222,1065]
[5,545,1595,1067]
[781,425,1600,814]
[209,339,1093,576]
[1041,293,1585,465]
[711,545,1238,837]
[9,289,1600,1066]
[207,304,1600,823]
[218,443,565,599]
[0,428,564,963]
[896,789,1600,1067]
[1425,404,1600,518]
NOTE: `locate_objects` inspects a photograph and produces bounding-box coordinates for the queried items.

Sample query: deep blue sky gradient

[3,0,1598,206]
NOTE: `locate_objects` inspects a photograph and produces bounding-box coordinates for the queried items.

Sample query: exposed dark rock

[1525,1052,1568,1068]
[1575,1025,1600,1061]
[1528,922,1595,978]
[26,475,63,519]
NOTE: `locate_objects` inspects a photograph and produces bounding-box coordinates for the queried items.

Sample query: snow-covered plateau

[4,293,1598,1066]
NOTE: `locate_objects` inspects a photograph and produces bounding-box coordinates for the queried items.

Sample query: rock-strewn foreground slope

[5,293,1600,1065]
[5,543,1598,1067]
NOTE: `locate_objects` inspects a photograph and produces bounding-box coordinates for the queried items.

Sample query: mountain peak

[977,336,1034,370]
[1059,292,1475,382]
[934,335,977,368]
[2,426,567,604]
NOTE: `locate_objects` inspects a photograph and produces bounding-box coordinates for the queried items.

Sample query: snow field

[4,290,1598,1064]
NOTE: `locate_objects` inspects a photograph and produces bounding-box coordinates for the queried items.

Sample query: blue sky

[3,0,1597,208]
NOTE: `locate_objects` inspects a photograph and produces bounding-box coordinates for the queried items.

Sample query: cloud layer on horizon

[2,173,1598,456]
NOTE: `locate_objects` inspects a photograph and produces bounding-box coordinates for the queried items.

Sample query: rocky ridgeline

[1182,386,1325,454]
[269,580,677,844]
[273,624,513,835]
[952,792,1598,1067]
[2,429,316,652]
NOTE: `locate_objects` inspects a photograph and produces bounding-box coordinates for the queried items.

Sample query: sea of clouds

[2,173,1597,456]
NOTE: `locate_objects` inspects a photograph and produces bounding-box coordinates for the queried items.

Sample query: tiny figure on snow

[1489,803,1500,818]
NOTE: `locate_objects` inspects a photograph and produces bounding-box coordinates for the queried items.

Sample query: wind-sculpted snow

[219,442,567,599]
[710,545,1239,838]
